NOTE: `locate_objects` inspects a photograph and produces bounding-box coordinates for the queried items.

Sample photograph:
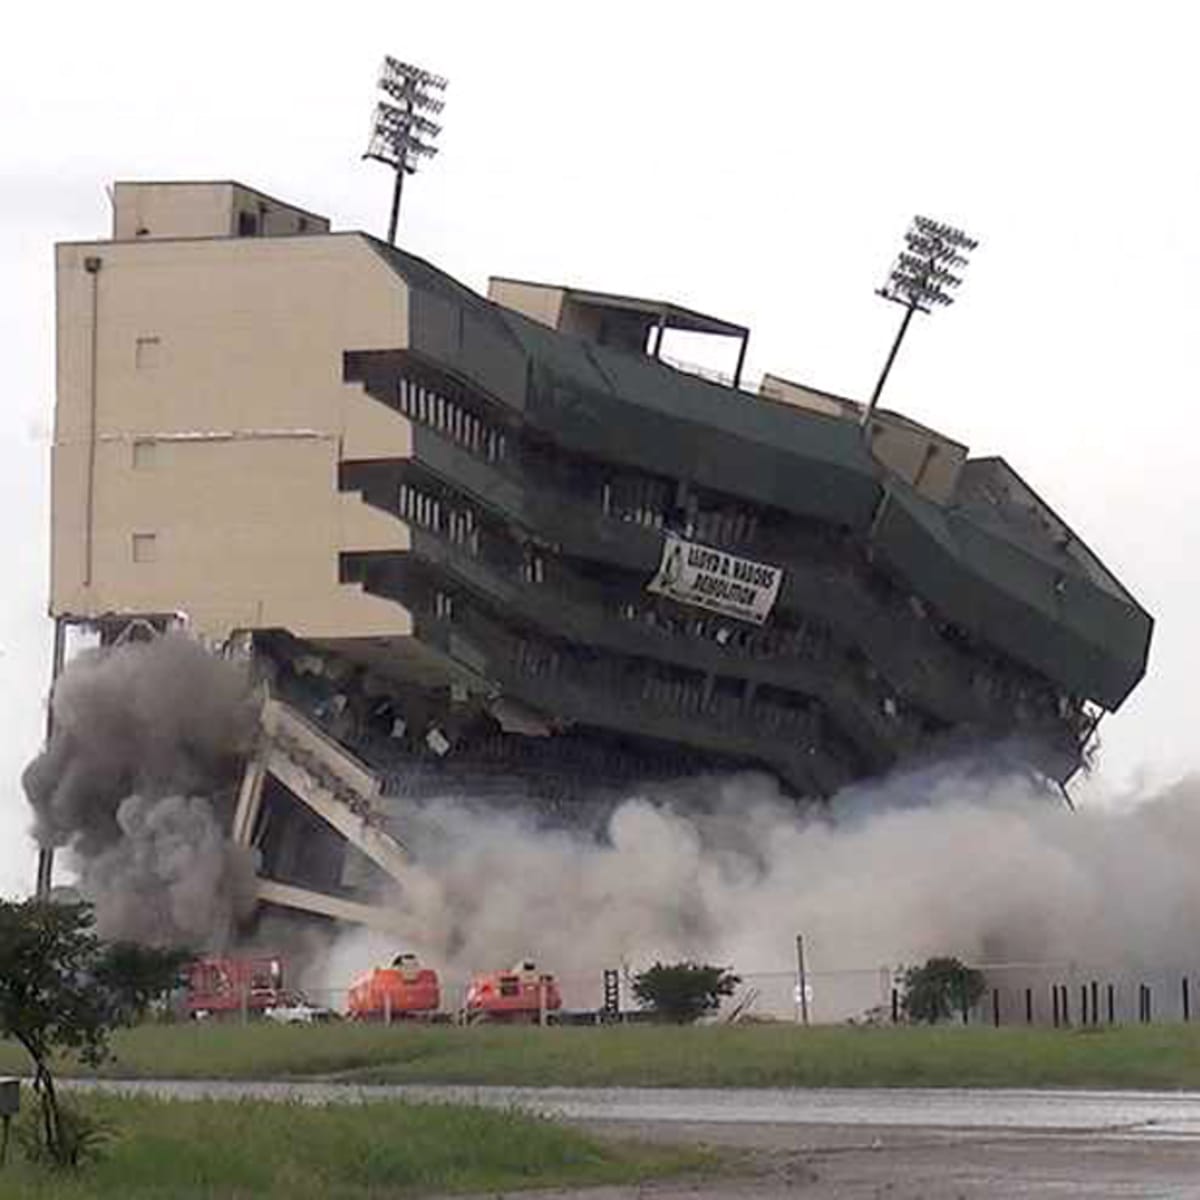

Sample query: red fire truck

[185,956,285,1019]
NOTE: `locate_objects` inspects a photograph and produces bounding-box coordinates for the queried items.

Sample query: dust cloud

[326,766,1200,991]
[21,635,260,947]
[21,637,1200,997]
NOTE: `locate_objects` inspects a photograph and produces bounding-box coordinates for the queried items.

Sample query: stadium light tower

[862,215,979,427]
[365,56,448,245]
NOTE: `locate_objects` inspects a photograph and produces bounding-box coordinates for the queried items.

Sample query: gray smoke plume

[22,635,260,947]
[323,765,1200,1005]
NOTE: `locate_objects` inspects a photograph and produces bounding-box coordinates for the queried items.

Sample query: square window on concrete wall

[134,336,161,369]
[132,439,157,469]
[131,533,157,563]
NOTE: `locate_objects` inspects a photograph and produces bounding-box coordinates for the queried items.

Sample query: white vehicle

[263,995,335,1025]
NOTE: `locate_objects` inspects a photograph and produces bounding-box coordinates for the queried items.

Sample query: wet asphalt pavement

[64,1080,1200,1196]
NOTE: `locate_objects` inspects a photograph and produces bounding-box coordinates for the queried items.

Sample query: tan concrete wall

[230,183,331,237]
[113,182,331,241]
[113,182,236,240]
[921,443,964,503]
[866,419,966,504]
[759,373,861,420]
[487,278,564,329]
[557,297,606,341]
[53,233,414,639]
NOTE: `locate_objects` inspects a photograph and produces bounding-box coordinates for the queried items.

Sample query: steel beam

[256,878,408,933]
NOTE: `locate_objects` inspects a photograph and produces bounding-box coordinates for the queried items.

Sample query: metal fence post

[0,1079,16,1168]
[794,936,810,1026]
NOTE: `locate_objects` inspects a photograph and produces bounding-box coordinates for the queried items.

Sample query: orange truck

[347,953,441,1020]
[465,960,563,1022]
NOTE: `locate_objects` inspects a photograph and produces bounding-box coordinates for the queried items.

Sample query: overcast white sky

[1,1,1196,896]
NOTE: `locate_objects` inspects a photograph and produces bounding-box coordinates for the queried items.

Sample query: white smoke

[322,766,1200,999]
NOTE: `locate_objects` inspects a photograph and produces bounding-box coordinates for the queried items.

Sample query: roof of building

[111,179,331,223]
[489,275,749,338]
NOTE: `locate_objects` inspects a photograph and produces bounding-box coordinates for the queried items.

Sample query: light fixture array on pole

[365,56,448,246]
[862,215,978,427]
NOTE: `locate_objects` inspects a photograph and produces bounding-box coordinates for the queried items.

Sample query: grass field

[4,1092,709,1198]
[5,1021,1200,1090]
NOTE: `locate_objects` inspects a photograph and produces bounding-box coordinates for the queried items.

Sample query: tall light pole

[365,56,448,245]
[862,215,978,427]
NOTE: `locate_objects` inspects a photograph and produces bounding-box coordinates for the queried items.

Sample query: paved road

[61,1078,1200,1136]
[65,1081,1200,1197]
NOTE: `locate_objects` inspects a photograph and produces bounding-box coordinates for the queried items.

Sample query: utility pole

[34,618,68,899]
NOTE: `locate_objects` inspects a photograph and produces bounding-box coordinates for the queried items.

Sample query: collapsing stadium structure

[44,180,1153,931]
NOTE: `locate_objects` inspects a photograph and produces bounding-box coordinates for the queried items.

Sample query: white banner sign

[647,534,784,626]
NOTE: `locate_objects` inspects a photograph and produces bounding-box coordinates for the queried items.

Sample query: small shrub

[16,1099,116,1168]
[901,956,986,1024]
[632,962,741,1024]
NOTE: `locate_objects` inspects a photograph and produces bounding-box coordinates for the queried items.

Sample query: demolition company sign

[647,534,784,625]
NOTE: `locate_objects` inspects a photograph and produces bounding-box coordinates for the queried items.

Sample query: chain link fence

[193,959,1200,1028]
